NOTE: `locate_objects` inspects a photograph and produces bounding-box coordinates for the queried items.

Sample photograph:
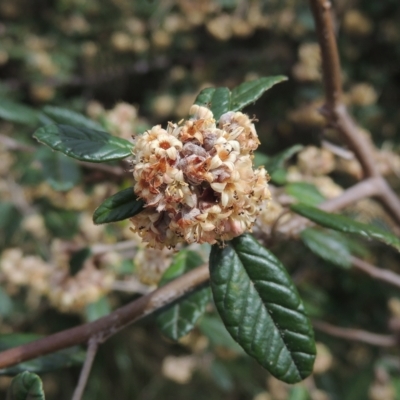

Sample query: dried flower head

[130,105,271,249]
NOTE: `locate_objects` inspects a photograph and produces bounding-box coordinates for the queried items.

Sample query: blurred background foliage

[1,0,400,399]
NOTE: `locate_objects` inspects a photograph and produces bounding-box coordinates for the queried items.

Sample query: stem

[351,257,400,290]
[0,264,210,370]
[71,338,99,400]
[313,320,396,347]
[309,0,400,225]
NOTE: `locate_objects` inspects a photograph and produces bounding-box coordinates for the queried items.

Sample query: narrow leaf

[42,106,104,130]
[93,187,145,224]
[156,250,210,340]
[286,183,325,206]
[230,76,288,111]
[0,334,85,376]
[0,98,40,126]
[6,371,45,400]
[33,124,132,162]
[209,234,316,383]
[300,228,352,268]
[291,203,400,252]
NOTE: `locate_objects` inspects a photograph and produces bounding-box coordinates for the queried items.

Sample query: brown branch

[0,264,210,370]
[71,338,99,400]
[309,0,400,225]
[313,320,396,347]
[351,256,400,290]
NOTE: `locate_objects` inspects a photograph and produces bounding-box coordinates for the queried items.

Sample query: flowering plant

[32,76,317,384]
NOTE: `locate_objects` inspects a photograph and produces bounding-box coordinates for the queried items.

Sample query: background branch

[0,264,210,370]
[313,320,397,347]
[309,0,400,225]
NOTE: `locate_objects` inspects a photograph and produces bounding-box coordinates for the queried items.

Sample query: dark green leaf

[194,76,287,120]
[37,148,81,191]
[194,87,231,120]
[69,248,91,275]
[230,76,288,111]
[42,106,104,130]
[0,98,40,126]
[6,371,45,400]
[156,250,210,340]
[33,124,132,162]
[85,296,111,322]
[93,187,145,224]
[300,228,352,268]
[0,334,85,376]
[286,183,325,206]
[44,210,79,239]
[291,203,400,252]
[209,234,316,383]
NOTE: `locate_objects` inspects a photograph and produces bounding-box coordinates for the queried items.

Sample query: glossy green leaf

[93,187,145,224]
[0,334,85,375]
[194,76,287,120]
[230,76,288,111]
[291,203,400,252]
[286,183,325,206]
[6,371,45,400]
[209,234,316,383]
[300,228,352,268]
[37,148,81,191]
[156,250,210,340]
[42,106,104,130]
[33,124,132,162]
[0,98,40,126]
[194,87,231,120]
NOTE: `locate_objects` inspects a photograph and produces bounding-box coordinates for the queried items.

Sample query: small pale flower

[130,105,271,249]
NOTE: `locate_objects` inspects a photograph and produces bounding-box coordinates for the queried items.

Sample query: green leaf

[263,145,303,173]
[93,187,145,224]
[36,148,81,191]
[286,183,325,206]
[194,76,287,120]
[198,314,244,353]
[194,87,231,120]
[33,124,132,163]
[300,228,352,268]
[156,250,210,340]
[291,203,400,252]
[209,234,316,383]
[42,106,104,131]
[6,371,45,400]
[288,386,311,400]
[230,76,288,111]
[0,98,40,126]
[0,334,85,376]
[85,296,111,322]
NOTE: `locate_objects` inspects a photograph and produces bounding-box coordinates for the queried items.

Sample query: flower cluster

[130,105,270,249]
